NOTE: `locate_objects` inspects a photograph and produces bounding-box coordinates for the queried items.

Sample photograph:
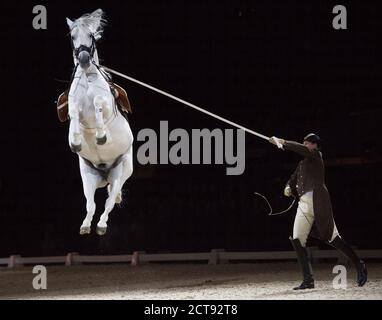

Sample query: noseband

[71,33,96,60]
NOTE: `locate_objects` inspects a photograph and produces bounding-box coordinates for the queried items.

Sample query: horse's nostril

[78,51,90,68]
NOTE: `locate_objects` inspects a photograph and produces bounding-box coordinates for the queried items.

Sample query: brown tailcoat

[284,141,334,241]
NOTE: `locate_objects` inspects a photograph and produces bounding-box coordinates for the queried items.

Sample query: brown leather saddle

[56,83,132,123]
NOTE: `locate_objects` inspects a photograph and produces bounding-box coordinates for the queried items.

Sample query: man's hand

[269,136,285,149]
[284,185,292,197]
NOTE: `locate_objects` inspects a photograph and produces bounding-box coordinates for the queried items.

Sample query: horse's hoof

[96,135,107,145]
[79,226,91,235]
[96,226,107,236]
[70,143,82,153]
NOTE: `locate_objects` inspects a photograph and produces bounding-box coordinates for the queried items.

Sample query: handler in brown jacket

[269,133,367,290]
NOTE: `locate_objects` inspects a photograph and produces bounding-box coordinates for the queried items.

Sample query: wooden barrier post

[131,251,146,266]
[8,255,23,269]
[65,252,80,266]
[208,249,227,265]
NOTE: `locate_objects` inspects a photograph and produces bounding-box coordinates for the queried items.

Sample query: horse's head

[66,9,106,70]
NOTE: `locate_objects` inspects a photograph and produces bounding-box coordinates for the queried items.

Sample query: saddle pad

[56,83,132,123]
[57,90,69,122]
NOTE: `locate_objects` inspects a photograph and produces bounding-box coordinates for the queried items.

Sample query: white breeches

[293,191,339,247]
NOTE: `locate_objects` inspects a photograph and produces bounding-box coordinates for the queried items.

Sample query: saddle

[56,83,132,123]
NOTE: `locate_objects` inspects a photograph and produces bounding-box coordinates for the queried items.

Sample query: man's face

[303,140,318,151]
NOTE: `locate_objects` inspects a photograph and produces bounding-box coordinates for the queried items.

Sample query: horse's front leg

[68,101,82,152]
[93,95,108,145]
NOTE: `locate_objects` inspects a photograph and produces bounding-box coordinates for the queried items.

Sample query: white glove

[284,185,292,197]
[269,136,285,149]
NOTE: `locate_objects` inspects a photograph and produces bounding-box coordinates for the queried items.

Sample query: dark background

[0,0,381,256]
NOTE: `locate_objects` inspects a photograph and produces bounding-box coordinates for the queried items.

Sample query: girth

[81,154,125,179]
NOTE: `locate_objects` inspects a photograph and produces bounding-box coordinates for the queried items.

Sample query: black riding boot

[329,236,367,287]
[290,237,315,290]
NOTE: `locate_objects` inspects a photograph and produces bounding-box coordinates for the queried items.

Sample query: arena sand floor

[0,262,381,300]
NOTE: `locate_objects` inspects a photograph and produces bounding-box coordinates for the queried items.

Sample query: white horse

[66,9,133,235]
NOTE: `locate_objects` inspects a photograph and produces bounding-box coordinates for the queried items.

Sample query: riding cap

[303,133,321,148]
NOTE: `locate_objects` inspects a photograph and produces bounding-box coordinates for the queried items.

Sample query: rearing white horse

[66,9,133,235]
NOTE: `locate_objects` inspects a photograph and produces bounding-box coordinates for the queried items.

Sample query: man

[269,133,367,290]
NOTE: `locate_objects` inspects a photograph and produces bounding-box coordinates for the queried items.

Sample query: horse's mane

[71,9,107,40]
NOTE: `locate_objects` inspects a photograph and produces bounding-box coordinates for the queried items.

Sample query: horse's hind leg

[79,157,103,235]
[96,149,133,235]
[108,184,122,204]
[93,95,108,145]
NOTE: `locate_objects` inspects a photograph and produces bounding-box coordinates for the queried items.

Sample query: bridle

[70,32,97,61]
[68,32,103,85]
[67,33,117,125]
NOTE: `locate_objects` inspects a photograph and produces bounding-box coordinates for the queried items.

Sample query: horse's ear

[92,9,104,28]
[92,8,104,16]
[66,18,73,29]
[90,9,105,39]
